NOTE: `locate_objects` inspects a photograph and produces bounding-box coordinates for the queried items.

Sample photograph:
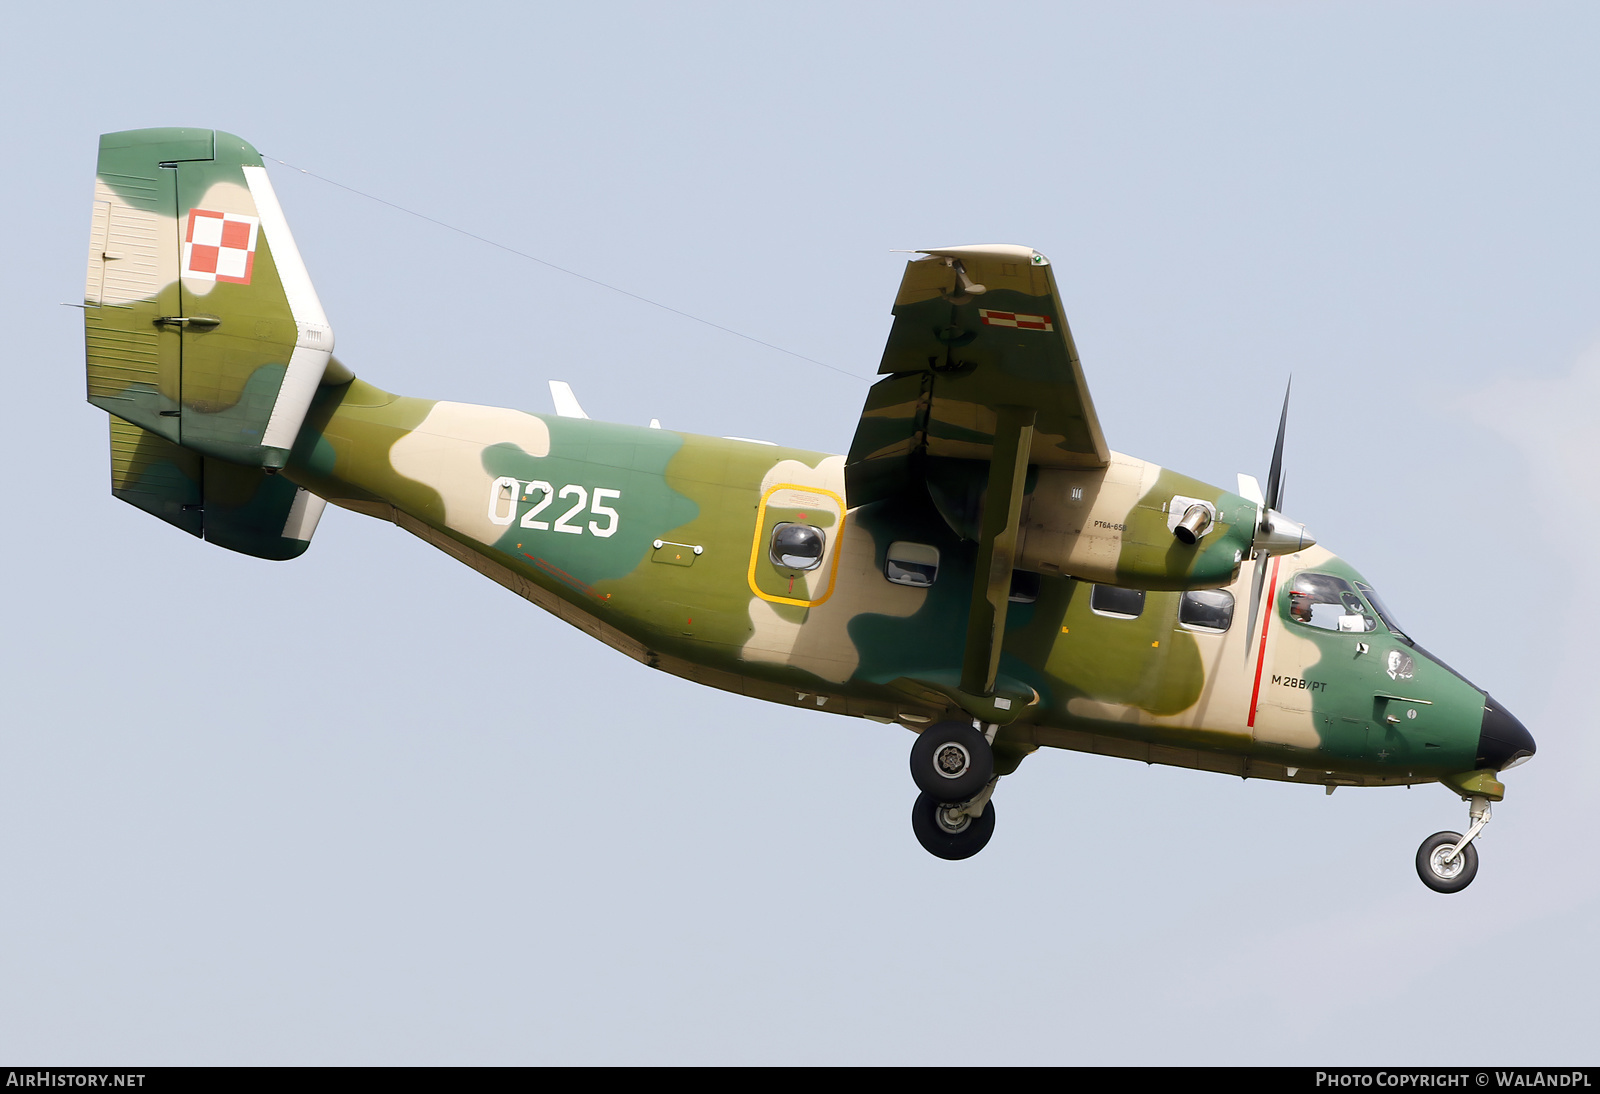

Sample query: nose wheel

[1416,796,1491,894]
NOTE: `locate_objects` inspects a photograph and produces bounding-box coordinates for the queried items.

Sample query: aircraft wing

[845,245,1109,506]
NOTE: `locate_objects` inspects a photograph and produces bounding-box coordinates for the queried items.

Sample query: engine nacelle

[1013,456,1254,591]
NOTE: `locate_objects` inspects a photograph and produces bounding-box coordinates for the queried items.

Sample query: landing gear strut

[1416,796,1491,894]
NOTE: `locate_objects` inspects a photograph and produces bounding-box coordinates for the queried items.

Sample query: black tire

[1416,830,1479,894]
[909,721,994,802]
[911,791,996,861]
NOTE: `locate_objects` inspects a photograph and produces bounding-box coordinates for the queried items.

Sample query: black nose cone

[1477,697,1536,770]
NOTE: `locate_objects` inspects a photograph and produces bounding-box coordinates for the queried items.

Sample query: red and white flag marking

[978,308,1053,331]
[181,208,260,285]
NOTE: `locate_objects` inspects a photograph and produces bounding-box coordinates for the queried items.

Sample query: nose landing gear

[1416,796,1491,893]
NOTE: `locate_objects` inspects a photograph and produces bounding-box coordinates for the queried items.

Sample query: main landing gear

[1416,796,1492,894]
[909,720,999,860]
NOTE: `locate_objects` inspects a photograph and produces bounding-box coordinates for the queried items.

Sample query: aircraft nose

[1476,696,1536,771]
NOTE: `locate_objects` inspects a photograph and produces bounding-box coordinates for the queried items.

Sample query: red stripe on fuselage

[1247,555,1282,728]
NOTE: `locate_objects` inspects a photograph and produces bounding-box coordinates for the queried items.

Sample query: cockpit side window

[1286,572,1375,633]
[1354,581,1411,644]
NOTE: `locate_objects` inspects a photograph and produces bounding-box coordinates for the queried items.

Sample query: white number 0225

[487,477,621,538]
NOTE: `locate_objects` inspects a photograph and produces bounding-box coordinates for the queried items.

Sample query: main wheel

[1416,830,1479,893]
[909,720,994,802]
[911,791,996,861]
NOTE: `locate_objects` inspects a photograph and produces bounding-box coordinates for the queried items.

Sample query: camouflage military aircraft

[82,128,1535,892]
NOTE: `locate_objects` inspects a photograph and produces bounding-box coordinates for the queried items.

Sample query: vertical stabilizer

[85,128,334,469]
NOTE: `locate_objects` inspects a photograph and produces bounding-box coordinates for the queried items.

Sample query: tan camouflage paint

[85,129,1527,814]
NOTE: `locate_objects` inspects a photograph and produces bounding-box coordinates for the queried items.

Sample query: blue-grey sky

[2,1,1596,1064]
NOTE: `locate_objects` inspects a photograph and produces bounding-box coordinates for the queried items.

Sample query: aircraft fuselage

[285,376,1498,790]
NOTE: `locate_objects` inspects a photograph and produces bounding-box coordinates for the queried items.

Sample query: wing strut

[960,405,1036,699]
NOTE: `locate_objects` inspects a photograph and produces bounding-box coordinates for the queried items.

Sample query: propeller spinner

[1243,382,1315,659]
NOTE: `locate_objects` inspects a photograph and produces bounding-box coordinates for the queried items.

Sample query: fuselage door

[747,484,846,608]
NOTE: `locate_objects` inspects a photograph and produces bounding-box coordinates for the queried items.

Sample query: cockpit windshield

[1354,581,1411,644]
[1286,572,1376,633]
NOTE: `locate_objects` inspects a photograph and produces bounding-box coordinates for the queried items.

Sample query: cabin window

[885,541,939,587]
[770,523,825,571]
[1286,572,1375,633]
[1090,584,1145,619]
[1008,570,1041,604]
[1179,588,1235,632]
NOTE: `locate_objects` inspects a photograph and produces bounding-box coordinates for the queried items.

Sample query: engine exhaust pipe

[1174,503,1212,545]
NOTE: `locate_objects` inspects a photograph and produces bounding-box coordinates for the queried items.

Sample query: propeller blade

[1244,549,1270,662]
[1246,378,1296,661]
[1262,378,1291,521]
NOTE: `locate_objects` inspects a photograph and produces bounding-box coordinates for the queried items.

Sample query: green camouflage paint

[85,130,1529,838]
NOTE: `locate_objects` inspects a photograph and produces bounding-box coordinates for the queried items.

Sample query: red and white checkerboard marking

[181,208,259,284]
[978,309,1053,331]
